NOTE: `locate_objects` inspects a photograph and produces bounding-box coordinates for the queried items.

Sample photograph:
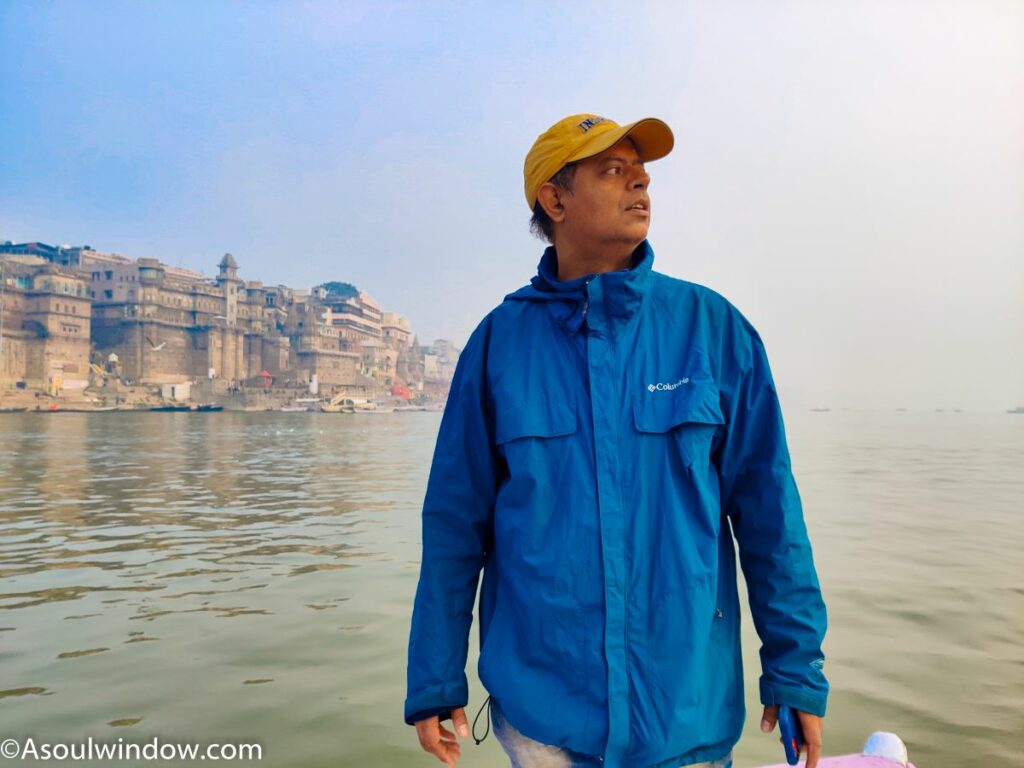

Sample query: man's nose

[630,167,650,189]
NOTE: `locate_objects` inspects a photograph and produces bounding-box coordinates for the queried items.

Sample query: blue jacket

[405,241,828,767]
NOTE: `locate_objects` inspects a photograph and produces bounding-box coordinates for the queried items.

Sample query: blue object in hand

[779,705,804,765]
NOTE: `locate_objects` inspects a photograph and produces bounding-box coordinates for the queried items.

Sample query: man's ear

[537,182,566,223]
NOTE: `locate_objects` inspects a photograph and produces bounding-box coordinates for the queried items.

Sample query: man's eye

[606,167,621,175]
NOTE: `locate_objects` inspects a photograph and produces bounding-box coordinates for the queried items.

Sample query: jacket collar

[527,240,655,334]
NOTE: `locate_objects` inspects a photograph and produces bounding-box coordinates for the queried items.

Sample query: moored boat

[357,402,394,414]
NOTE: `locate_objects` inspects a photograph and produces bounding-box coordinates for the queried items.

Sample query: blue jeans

[490,698,734,768]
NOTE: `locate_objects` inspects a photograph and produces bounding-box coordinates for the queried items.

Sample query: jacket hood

[503,240,655,334]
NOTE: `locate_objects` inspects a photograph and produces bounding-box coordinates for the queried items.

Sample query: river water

[0,410,1020,767]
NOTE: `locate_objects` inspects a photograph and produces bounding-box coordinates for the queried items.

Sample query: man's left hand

[760,704,824,768]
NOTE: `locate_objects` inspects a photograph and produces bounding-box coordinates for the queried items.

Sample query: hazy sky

[2,1,1021,410]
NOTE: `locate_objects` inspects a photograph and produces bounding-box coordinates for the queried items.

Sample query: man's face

[554,138,651,250]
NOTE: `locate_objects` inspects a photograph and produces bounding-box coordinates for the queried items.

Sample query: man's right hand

[414,707,471,767]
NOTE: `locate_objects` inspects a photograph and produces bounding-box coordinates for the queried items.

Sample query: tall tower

[215,253,244,382]
[216,253,241,326]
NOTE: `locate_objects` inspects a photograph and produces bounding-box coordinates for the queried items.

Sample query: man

[405,114,829,768]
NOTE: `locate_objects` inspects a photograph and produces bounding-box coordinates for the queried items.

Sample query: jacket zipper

[609,303,634,764]
[583,272,632,763]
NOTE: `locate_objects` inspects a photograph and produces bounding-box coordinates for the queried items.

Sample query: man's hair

[529,162,579,243]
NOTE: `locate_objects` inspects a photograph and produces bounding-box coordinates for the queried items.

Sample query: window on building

[104,270,113,280]
[104,290,113,300]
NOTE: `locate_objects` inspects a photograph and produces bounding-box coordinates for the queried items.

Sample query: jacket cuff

[404,680,468,726]
[759,679,828,718]
[406,705,454,726]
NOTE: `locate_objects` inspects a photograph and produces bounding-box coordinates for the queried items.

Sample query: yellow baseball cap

[523,113,674,209]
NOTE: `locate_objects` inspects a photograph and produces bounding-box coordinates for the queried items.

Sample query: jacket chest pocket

[491,397,580,541]
[494,397,578,446]
[631,381,725,468]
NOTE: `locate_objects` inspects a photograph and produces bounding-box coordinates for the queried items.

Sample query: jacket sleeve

[715,308,830,717]
[404,317,502,726]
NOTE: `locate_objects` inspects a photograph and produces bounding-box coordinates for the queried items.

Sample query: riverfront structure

[0,241,457,408]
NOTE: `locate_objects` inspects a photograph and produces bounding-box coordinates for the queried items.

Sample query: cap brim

[566,117,674,164]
